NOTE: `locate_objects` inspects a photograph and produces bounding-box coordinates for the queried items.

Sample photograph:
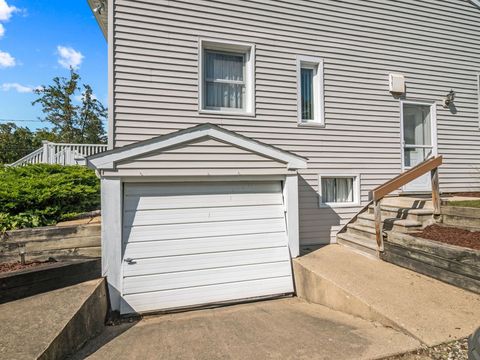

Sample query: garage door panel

[121,181,292,314]
[123,261,292,295]
[124,204,285,227]
[124,181,282,197]
[124,233,288,261]
[124,192,283,212]
[122,276,293,314]
[123,246,290,277]
[124,218,286,243]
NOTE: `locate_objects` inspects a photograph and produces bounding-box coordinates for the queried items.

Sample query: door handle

[124,258,137,264]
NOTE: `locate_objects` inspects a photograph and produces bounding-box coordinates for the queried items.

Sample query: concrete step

[346,223,378,240]
[336,232,377,258]
[357,213,423,233]
[293,244,480,347]
[367,205,433,223]
[0,278,107,360]
[381,196,435,209]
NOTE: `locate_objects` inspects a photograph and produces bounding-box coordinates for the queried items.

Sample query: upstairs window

[204,51,245,110]
[296,56,324,126]
[199,40,255,115]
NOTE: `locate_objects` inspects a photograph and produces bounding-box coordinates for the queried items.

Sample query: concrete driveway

[75,298,420,360]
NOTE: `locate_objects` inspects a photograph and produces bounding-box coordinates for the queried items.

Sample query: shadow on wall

[298,176,341,254]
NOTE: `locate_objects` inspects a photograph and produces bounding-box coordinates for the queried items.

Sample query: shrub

[0,164,100,231]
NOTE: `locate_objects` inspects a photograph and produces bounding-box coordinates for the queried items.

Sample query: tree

[32,68,107,144]
[0,123,59,165]
[0,123,38,164]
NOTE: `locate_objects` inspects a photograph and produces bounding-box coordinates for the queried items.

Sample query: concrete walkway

[0,279,106,360]
[294,245,480,347]
[76,298,420,360]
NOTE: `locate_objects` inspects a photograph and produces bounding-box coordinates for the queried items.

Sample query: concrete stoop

[0,278,108,360]
[293,245,480,347]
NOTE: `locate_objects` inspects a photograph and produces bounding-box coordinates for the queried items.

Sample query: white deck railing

[10,141,108,167]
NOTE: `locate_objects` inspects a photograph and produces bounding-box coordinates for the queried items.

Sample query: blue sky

[0,0,107,130]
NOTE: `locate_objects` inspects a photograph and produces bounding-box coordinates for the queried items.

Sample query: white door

[121,181,293,314]
[401,101,437,192]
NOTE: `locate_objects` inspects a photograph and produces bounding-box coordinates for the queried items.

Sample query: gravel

[387,338,469,360]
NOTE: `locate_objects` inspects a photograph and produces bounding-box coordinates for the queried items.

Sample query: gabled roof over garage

[87,123,307,176]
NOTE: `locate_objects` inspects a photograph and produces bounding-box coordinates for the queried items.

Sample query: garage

[87,124,307,314]
[121,181,293,313]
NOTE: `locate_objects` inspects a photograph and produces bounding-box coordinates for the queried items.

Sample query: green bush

[0,164,100,231]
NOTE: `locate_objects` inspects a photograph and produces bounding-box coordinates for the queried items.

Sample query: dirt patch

[0,258,57,274]
[412,224,480,251]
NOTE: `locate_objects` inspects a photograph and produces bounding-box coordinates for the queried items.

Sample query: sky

[0,0,107,130]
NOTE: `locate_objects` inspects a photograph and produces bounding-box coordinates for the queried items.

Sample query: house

[86,0,480,315]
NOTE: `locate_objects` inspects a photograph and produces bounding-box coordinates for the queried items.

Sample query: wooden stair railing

[369,155,443,254]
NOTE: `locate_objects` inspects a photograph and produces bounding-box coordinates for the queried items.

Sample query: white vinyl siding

[121,181,293,314]
[112,0,480,245]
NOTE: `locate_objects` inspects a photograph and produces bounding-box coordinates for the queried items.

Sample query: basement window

[319,174,360,207]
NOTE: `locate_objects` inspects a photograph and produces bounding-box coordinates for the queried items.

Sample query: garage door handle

[124,258,136,265]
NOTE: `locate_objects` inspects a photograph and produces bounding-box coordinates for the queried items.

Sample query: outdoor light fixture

[93,1,106,14]
[443,89,456,108]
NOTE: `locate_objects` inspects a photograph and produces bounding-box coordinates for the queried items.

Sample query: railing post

[431,167,441,215]
[42,141,50,164]
[374,199,383,254]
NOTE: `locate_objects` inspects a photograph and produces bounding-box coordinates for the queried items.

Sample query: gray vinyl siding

[111,138,292,177]
[112,0,480,245]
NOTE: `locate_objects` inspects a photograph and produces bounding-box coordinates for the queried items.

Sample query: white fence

[10,141,108,167]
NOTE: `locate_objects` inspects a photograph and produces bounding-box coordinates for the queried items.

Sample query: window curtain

[205,51,244,109]
[322,178,353,203]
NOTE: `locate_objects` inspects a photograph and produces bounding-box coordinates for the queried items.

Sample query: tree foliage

[33,68,107,144]
[0,164,100,231]
[0,123,57,164]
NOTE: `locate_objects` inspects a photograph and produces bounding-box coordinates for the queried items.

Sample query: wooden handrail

[370,155,443,254]
[371,156,443,201]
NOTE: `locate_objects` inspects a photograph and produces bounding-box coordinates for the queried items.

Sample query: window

[296,56,324,126]
[199,39,255,115]
[318,174,360,207]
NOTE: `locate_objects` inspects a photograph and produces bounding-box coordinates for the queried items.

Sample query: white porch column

[42,141,50,164]
[284,174,300,258]
[101,177,123,311]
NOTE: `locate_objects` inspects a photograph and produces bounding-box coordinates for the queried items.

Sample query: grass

[448,200,480,208]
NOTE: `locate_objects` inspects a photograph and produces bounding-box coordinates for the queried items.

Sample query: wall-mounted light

[443,89,456,108]
[93,1,106,15]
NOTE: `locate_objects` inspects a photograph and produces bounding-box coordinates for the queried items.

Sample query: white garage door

[121,181,293,314]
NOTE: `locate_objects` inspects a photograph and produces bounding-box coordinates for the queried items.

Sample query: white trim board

[87,123,308,171]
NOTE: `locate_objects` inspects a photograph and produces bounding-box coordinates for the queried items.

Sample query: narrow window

[301,68,314,120]
[297,56,324,125]
[319,175,360,207]
[199,40,255,115]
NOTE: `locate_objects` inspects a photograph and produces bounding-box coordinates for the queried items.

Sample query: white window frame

[199,39,255,116]
[477,73,480,129]
[318,173,360,208]
[296,55,325,126]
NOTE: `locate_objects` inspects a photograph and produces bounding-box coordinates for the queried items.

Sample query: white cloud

[0,23,4,38]
[0,82,36,93]
[0,0,17,22]
[0,50,15,67]
[57,46,84,69]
